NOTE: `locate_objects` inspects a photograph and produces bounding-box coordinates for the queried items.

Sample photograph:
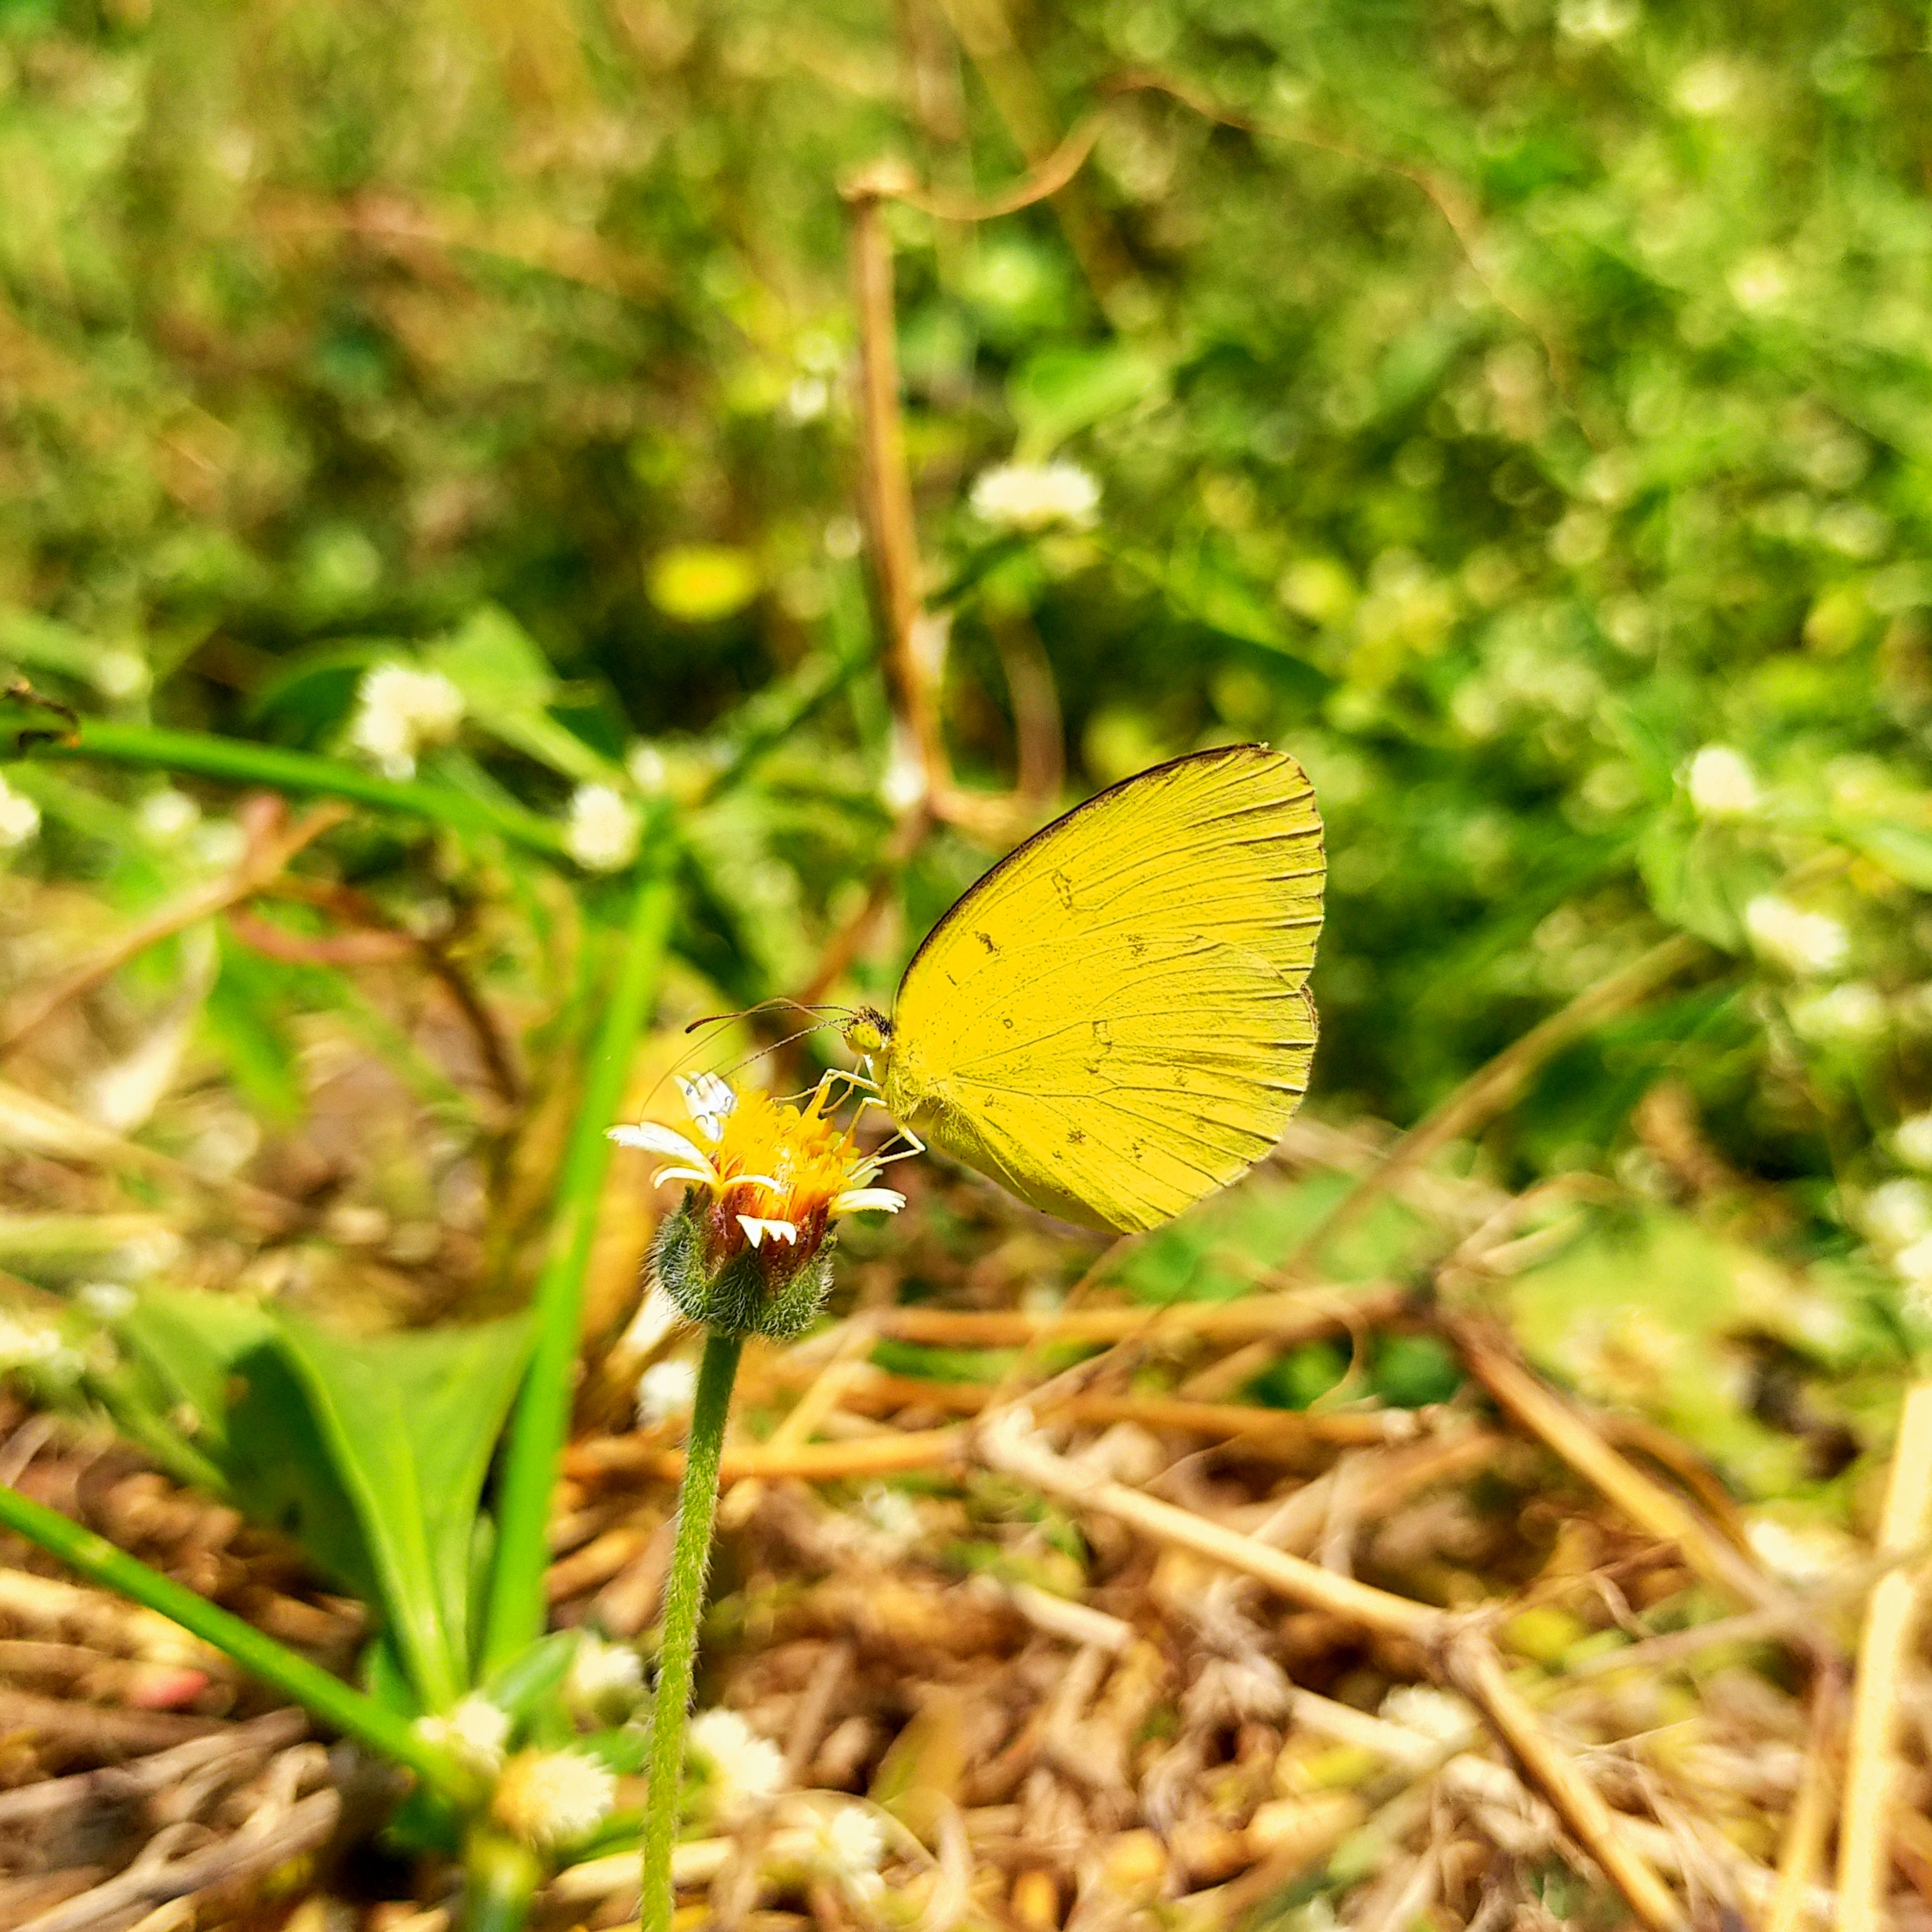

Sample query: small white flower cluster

[492,1747,617,1847]
[348,664,465,780]
[1743,1514,1856,1587]
[636,1357,698,1428]
[1379,1684,1476,1746]
[136,789,200,845]
[1789,982,1887,1047]
[415,1693,511,1772]
[0,1312,77,1379]
[1745,895,1849,977]
[565,1634,645,1717]
[1860,1178,1932,1252]
[969,460,1101,533]
[797,1801,887,1902]
[1857,1180,1932,1303]
[0,776,40,850]
[689,1707,786,1821]
[565,783,641,872]
[1685,744,1760,820]
[1896,1111,1932,1172]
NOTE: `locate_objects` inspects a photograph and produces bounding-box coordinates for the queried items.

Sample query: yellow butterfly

[846,743,1325,1234]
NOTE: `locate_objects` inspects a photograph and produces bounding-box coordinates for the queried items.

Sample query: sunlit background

[5,0,1932,1294]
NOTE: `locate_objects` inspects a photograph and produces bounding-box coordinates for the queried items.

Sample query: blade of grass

[0,1479,477,1801]
[12,718,568,857]
[480,842,676,1673]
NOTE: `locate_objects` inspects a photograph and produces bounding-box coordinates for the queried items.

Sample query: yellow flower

[609,1072,904,1337]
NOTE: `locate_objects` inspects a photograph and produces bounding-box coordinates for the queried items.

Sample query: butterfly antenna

[683,997,850,1036]
[635,1002,863,1122]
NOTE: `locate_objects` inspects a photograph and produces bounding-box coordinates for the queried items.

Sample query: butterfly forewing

[884,744,1325,1233]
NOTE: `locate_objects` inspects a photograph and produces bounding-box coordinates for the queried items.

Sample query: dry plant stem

[608,1422,964,1486]
[20,1787,341,1932]
[843,169,1060,850]
[940,0,1133,298]
[1837,1380,1932,1932]
[1770,1668,1844,1932]
[642,1327,744,1932]
[976,1409,1687,1932]
[878,1282,1403,1346]
[1290,934,1703,1269]
[0,1709,306,1827]
[0,799,348,1058]
[847,184,947,804]
[1446,1312,1782,1613]
[240,878,521,1106]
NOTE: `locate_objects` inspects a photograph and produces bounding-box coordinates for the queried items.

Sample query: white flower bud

[1745,896,1849,977]
[969,460,1101,533]
[1685,744,1760,820]
[565,784,642,872]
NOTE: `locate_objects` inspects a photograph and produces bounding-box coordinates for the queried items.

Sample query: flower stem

[641,1326,744,1932]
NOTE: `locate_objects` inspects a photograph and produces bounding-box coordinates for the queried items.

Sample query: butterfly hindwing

[883,744,1325,1232]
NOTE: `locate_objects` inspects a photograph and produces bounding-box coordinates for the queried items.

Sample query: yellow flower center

[711,1082,870,1222]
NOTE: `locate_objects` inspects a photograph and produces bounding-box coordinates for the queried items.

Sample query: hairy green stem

[641,1326,744,1932]
[12,718,567,857]
[480,849,675,1672]
[0,1480,476,1802]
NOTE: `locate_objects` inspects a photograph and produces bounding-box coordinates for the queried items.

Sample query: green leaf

[483,1629,578,1726]
[115,1284,278,1473]
[429,607,619,786]
[269,1311,535,1710]
[1636,818,1775,950]
[203,939,306,1125]
[1840,817,1932,891]
[1009,343,1170,457]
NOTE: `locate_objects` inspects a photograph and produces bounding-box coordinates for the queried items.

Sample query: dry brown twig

[842,163,1067,859]
[1837,1380,1932,1932]
[233,876,520,1108]
[1443,1311,1786,1616]
[1770,1664,1844,1932]
[976,1406,1689,1931]
[0,797,348,1060]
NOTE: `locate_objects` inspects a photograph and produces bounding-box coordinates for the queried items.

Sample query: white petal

[834,1188,906,1215]
[652,1164,718,1191]
[765,1219,798,1245]
[736,1214,766,1248]
[724,1172,784,1194]
[609,1121,711,1168]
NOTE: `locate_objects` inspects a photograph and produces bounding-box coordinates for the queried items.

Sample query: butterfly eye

[844,1009,890,1057]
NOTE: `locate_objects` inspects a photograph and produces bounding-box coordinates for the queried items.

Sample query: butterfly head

[843,1006,893,1063]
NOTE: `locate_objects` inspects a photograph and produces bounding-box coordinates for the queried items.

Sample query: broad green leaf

[430,606,619,786]
[1841,817,1932,891]
[1635,819,1776,950]
[269,1311,534,1709]
[1009,343,1169,458]
[116,1285,277,1472]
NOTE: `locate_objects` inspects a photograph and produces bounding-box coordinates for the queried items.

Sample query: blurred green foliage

[4,0,1932,1313]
